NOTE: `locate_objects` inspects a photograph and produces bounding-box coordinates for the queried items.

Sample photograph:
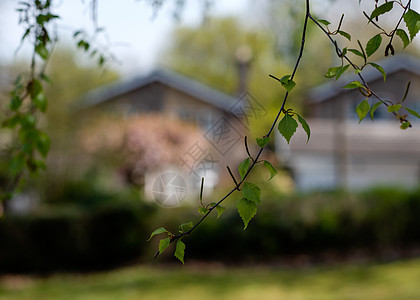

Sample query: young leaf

[403,9,420,40]
[348,48,364,58]
[278,113,298,144]
[335,65,350,80]
[388,104,401,113]
[400,121,411,130]
[10,96,23,111]
[33,92,47,112]
[159,238,171,254]
[279,75,296,92]
[406,107,420,119]
[356,99,370,123]
[370,101,382,120]
[35,44,49,60]
[174,240,186,264]
[368,62,386,82]
[396,29,410,48]
[338,30,351,41]
[318,19,330,26]
[263,160,277,180]
[198,206,209,215]
[256,136,270,148]
[343,81,364,89]
[209,203,226,219]
[35,131,50,157]
[297,114,311,142]
[179,222,193,233]
[237,198,258,230]
[148,227,169,241]
[213,204,226,219]
[325,66,341,78]
[238,157,251,179]
[242,182,261,204]
[370,1,394,20]
[366,34,382,57]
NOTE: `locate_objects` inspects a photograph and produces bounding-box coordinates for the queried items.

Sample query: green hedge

[1,186,420,271]
[177,187,420,262]
[0,201,155,273]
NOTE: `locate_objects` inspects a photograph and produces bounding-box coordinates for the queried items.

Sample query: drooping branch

[153,0,312,259]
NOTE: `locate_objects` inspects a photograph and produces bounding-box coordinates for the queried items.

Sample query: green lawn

[1,258,420,300]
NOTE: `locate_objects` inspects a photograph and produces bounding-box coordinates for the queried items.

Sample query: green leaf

[403,9,420,40]
[35,131,50,157]
[263,160,277,180]
[325,64,349,80]
[179,222,193,233]
[237,198,258,230]
[370,101,382,120]
[148,227,169,241]
[335,64,350,80]
[2,115,21,129]
[159,238,171,254]
[256,136,270,148]
[9,154,25,176]
[35,44,49,60]
[73,30,83,38]
[279,75,296,92]
[209,203,226,219]
[356,99,370,123]
[388,104,401,113]
[278,113,298,144]
[366,34,382,57]
[198,206,209,215]
[343,81,364,89]
[238,157,251,180]
[30,79,43,98]
[297,114,311,142]
[98,55,105,67]
[348,48,365,58]
[77,39,90,51]
[370,1,394,20]
[242,182,261,204]
[10,96,23,111]
[318,19,330,26]
[174,240,186,264]
[396,29,410,48]
[34,92,47,112]
[400,121,411,130]
[368,62,386,82]
[406,107,420,119]
[338,30,351,41]
[325,66,341,78]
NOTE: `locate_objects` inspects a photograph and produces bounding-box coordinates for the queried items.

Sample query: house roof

[77,68,238,112]
[309,55,420,103]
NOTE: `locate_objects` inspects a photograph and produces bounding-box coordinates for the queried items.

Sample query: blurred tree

[5,47,120,204]
[162,17,298,136]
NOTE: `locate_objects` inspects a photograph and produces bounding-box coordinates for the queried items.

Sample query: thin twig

[154,0,312,258]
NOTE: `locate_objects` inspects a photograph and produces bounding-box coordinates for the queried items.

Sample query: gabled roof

[309,55,420,103]
[77,68,237,112]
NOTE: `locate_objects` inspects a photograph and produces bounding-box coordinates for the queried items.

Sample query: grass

[1,258,420,300]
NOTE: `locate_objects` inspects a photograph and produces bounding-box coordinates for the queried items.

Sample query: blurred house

[277,55,420,190]
[78,69,263,204]
[79,69,239,130]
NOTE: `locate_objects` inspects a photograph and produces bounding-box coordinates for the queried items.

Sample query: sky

[0,0,250,75]
[1,0,419,76]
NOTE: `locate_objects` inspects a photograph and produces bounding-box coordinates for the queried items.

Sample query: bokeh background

[1,0,420,299]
